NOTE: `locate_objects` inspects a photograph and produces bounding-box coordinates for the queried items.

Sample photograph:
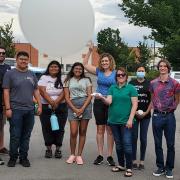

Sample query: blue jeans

[9,109,35,160]
[110,124,133,169]
[152,112,176,170]
[132,118,150,161]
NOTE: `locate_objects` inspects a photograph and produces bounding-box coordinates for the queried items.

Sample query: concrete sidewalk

[0,108,180,180]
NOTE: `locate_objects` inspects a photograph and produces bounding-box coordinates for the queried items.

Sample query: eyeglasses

[0,52,6,55]
[116,73,126,77]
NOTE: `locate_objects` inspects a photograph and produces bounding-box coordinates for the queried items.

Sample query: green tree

[97,27,136,71]
[0,19,16,57]
[137,41,152,70]
[162,29,180,70]
[119,0,180,70]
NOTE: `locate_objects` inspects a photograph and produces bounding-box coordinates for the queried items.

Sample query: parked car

[29,66,46,79]
[4,58,16,67]
[5,57,45,79]
[170,71,180,83]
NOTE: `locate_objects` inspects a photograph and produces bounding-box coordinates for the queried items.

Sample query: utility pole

[60,56,63,74]
[153,40,155,69]
[0,30,2,45]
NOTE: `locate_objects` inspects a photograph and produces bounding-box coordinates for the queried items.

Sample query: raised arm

[83,42,96,75]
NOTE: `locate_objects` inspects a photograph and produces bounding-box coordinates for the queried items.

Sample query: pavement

[0,74,180,180]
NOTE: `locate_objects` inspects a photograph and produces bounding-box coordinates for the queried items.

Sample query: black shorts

[93,98,109,125]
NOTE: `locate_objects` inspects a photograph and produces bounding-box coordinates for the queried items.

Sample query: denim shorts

[68,97,92,121]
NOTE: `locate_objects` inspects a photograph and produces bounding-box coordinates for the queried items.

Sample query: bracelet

[6,108,11,110]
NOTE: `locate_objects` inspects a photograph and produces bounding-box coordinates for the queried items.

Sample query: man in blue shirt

[0,45,11,165]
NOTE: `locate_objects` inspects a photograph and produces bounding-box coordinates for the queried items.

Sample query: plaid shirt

[149,76,180,112]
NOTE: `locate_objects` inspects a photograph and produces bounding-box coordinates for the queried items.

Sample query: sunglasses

[116,73,126,77]
[0,52,6,55]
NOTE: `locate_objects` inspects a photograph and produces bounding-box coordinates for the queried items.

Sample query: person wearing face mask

[129,65,151,170]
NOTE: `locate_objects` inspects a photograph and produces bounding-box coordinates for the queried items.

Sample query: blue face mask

[136,71,145,78]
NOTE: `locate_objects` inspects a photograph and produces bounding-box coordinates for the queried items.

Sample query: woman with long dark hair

[64,62,92,165]
[38,60,67,159]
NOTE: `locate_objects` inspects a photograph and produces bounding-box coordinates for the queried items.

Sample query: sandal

[111,165,126,172]
[124,169,133,177]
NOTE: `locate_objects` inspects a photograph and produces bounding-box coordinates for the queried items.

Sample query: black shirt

[129,79,151,119]
[0,63,11,111]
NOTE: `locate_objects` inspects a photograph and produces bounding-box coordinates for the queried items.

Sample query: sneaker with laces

[45,149,52,158]
[153,168,165,176]
[0,157,5,165]
[19,158,31,167]
[7,158,16,167]
[107,156,115,166]
[166,169,173,179]
[55,150,62,159]
[93,155,103,165]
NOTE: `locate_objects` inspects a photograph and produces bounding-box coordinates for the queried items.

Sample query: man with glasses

[3,51,42,167]
[0,46,11,165]
[150,59,180,179]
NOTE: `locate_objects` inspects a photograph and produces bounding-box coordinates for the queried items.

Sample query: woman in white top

[38,61,67,159]
[64,62,92,165]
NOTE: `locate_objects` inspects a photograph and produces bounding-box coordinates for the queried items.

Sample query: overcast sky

[0,0,154,47]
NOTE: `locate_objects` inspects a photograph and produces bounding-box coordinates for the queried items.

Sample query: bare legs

[96,125,114,157]
[69,120,89,156]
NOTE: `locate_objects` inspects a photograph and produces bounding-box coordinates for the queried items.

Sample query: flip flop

[111,166,126,172]
[124,169,133,177]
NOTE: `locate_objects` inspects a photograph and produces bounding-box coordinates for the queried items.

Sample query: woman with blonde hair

[83,43,116,166]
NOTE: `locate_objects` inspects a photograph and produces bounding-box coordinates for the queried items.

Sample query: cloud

[0,0,152,46]
[0,0,20,14]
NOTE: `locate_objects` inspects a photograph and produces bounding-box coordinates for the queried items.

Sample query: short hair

[16,51,29,59]
[136,64,146,71]
[157,59,171,73]
[116,67,128,82]
[0,45,6,51]
[98,53,116,71]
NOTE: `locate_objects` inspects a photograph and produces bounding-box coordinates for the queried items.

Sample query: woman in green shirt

[97,67,138,177]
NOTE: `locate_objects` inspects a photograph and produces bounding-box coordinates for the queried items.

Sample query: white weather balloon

[19,0,94,57]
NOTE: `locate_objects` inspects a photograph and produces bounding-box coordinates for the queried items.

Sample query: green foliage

[97,27,137,71]
[162,29,180,70]
[137,41,152,70]
[0,19,16,57]
[119,0,180,70]
[146,70,159,80]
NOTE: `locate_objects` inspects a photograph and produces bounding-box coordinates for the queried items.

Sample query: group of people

[0,44,179,179]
